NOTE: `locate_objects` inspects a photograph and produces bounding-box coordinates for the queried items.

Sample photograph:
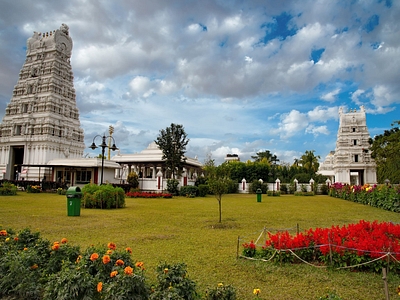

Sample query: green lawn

[1,192,400,299]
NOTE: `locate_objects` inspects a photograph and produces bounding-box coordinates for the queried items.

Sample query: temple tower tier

[318,106,377,185]
[0,24,85,180]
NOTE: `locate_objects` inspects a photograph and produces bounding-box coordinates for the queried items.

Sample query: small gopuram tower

[318,106,376,185]
[0,24,85,180]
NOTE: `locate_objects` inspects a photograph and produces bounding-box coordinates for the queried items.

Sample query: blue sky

[0,0,399,165]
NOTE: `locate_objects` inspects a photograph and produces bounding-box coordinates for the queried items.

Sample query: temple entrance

[11,146,24,180]
[350,169,364,186]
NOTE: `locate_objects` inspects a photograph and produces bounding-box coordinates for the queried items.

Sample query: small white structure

[318,106,377,185]
[112,142,203,191]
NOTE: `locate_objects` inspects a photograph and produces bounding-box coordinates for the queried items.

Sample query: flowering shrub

[1,227,241,299]
[242,220,400,273]
[205,283,236,300]
[27,185,41,193]
[126,191,173,198]
[329,183,400,212]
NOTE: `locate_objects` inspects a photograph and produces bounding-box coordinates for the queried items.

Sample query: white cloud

[321,88,340,102]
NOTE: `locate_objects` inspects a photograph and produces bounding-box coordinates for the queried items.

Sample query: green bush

[127,171,139,188]
[82,184,125,209]
[226,179,238,194]
[280,183,288,194]
[180,185,199,197]
[0,182,17,195]
[250,180,268,194]
[267,190,281,196]
[166,179,180,195]
[198,184,209,197]
[205,283,236,300]
[151,262,199,300]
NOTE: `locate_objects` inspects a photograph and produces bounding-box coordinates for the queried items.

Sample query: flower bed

[329,183,400,212]
[0,228,203,299]
[242,220,400,273]
[126,191,173,198]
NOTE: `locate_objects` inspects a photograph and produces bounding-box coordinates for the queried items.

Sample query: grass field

[1,192,400,299]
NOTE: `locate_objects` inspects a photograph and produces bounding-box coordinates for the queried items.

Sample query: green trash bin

[66,186,82,216]
[256,188,262,202]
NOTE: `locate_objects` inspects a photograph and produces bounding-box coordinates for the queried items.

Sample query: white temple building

[0,24,202,189]
[318,106,377,185]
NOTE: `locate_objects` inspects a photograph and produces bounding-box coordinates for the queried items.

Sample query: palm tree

[300,150,320,174]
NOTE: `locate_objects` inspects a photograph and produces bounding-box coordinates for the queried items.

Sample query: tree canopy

[155,123,189,178]
[369,120,400,183]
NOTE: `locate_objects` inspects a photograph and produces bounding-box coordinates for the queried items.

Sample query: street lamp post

[89,135,118,185]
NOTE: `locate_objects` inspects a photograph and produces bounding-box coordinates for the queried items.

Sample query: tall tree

[369,121,400,183]
[299,150,320,174]
[205,164,231,223]
[251,150,273,163]
[155,123,189,178]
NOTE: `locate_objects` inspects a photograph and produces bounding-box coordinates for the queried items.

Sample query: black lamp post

[89,135,118,185]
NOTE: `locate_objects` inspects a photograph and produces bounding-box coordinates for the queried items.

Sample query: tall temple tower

[0,24,85,180]
[318,106,376,185]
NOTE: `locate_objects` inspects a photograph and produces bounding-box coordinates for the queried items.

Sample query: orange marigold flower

[135,261,144,269]
[0,229,7,236]
[124,266,134,275]
[76,255,83,263]
[97,282,103,293]
[110,270,118,278]
[31,264,38,270]
[125,247,132,254]
[90,253,99,261]
[102,255,111,264]
[115,259,124,266]
[51,244,60,251]
[107,242,116,250]
[23,247,28,251]
[14,237,19,241]
[61,238,68,244]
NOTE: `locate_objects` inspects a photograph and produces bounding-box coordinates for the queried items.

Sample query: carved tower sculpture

[318,106,377,185]
[0,24,85,180]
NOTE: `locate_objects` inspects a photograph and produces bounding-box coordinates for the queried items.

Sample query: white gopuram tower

[0,24,85,180]
[318,106,376,185]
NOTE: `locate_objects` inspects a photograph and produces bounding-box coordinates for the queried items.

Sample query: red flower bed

[242,220,400,272]
[126,191,172,198]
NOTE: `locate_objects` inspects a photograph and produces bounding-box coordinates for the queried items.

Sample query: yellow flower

[5,237,10,242]
[106,249,113,255]
[253,288,261,296]
[97,282,103,293]
[218,283,224,287]
[164,268,169,274]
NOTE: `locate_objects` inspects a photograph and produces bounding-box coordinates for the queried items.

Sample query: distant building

[318,106,377,185]
[225,154,240,162]
[112,142,202,191]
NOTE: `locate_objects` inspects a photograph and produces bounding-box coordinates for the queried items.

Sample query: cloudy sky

[0,0,399,165]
